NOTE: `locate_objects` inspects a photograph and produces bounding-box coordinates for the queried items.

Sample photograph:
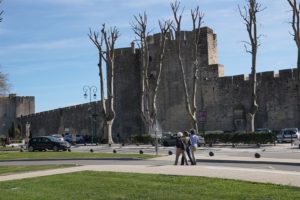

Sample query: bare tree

[171,0,204,133]
[0,71,9,96]
[238,0,264,132]
[131,13,151,133]
[287,0,300,127]
[287,0,300,80]
[0,1,9,96]
[88,24,120,144]
[131,13,172,133]
[0,0,3,23]
[150,19,172,130]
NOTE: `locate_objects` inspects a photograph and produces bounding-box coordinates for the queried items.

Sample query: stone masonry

[2,27,299,141]
[113,27,300,137]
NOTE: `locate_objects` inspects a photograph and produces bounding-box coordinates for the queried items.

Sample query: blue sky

[0,0,296,112]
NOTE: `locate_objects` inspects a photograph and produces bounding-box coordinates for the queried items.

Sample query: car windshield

[286,128,298,132]
[48,136,61,142]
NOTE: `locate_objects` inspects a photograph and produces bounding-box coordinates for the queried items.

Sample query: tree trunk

[298,47,300,80]
[104,120,114,145]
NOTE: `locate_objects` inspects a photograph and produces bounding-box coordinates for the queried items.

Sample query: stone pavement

[1,155,300,187]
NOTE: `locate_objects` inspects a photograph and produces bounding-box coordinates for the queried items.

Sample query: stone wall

[113,26,300,134]
[4,26,299,141]
[0,94,34,136]
[16,102,105,141]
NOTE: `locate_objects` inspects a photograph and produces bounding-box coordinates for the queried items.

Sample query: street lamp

[83,85,97,144]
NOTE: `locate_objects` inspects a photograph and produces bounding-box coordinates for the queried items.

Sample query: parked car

[255,128,272,133]
[277,128,300,143]
[64,134,85,144]
[28,136,71,152]
[51,134,64,142]
[161,132,204,147]
[161,133,177,146]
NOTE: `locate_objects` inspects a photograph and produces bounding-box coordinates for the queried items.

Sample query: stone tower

[113,27,224,138]
[0,94,35,136]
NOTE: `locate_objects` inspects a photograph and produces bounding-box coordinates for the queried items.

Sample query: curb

[197,158,300,166]
[0,157,143,162]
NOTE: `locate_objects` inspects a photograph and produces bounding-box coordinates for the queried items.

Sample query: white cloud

[3,37,88,51]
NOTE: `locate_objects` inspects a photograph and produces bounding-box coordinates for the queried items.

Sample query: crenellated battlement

[216,68,298,86]
[145,26,216,45]
[21,101,101,119]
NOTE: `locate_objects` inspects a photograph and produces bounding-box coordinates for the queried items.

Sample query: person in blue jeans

[189,129,199,165]
[181,131,194,165]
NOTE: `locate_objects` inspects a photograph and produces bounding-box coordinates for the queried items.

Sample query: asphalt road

[1,143,299,173]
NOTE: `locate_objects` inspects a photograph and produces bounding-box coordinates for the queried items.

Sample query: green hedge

[204,132,276,145]
[131,134,153,144]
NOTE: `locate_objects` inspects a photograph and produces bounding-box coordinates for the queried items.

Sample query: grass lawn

[0,146,21,151]
[0,165,76,175]
[0,171,299,200]
[0,152,157,160]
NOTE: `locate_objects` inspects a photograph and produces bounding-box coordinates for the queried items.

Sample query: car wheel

[53,146,59,151]
[28,146,34,152]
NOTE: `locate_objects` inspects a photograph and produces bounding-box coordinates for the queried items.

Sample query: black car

[28,136,71,152]
[161,133,205,147]
[161,133,178,146]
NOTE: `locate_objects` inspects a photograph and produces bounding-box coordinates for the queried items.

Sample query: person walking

[174,132,188,165]
[189,129,199,165]
[181,131,194,165]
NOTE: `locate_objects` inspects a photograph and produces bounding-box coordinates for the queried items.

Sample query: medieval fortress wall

[0,94,34,135]
[15,101,104,139]
[113,27,299,136]
[1,27,298,139]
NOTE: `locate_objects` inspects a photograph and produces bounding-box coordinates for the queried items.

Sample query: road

[1,143,299,173]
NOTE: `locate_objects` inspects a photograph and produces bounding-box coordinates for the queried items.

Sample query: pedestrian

[174,132,188,165]
[181,131,194,165]
[189,129,199,165]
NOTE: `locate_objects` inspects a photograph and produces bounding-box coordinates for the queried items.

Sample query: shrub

[204,132,276,145]
[131,134,153,144]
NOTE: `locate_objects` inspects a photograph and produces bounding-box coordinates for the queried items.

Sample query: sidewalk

[1,155,300,187]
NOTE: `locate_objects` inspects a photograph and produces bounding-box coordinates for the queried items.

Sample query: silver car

[277,128,300,143]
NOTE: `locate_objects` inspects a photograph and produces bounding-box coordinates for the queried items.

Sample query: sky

[0,0,296,113]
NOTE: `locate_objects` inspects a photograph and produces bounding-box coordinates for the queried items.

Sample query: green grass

[0,152,157,160]
[0,171,299,200]
[0,146,21,151]
[0,165,76,175]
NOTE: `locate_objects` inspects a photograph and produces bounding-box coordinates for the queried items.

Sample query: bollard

[254,153,261,158]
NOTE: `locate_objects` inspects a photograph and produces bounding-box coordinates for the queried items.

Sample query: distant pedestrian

[174,132,188,165]
[181,131,193,165]
[189,129,199,165]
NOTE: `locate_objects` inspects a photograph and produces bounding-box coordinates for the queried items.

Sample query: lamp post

[83,85,97,144]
